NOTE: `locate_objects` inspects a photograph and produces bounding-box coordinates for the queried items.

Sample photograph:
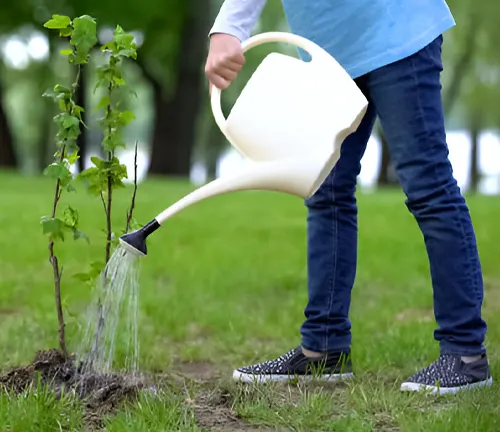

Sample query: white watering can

[119,32,369,256]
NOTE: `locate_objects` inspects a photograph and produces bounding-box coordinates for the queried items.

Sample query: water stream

[77,245,142,375]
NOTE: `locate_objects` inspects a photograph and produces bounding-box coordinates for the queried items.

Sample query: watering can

[119,32,369,256]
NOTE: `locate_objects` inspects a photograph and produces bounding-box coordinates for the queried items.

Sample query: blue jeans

[301,35,487,356]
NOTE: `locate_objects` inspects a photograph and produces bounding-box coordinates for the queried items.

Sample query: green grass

[0,170,499,431]
[0,381,85,431]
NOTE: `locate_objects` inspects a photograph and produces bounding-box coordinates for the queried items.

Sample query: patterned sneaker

[400,353,493,395]
[232,346,353,383]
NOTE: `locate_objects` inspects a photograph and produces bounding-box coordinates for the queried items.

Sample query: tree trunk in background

[76,65,87,173]
[148,0,210,177]
[376,124,398,186]
[203,95,233,180]
[148,79,172,172]
[38,102,53,172]
[204,115,226,180]
[468,112,480,194]
[442,13,477,116]
[0,82,16,168]
[377,132,391,186]
[38,32,56,173]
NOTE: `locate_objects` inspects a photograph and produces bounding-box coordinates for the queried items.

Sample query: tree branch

[125,141,139,233]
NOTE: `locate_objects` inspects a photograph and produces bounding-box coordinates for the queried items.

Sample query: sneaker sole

[400,377,493,395]
[232,370,354,383]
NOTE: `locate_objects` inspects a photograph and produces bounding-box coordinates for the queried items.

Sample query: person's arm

[210,0,268,42]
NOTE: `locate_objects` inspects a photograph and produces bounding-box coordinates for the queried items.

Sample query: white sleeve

[209,0,268,42]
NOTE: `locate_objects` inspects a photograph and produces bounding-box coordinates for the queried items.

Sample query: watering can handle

[210,32,324,135]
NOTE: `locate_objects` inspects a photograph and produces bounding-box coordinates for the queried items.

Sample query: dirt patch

[192,389,275,432]
[0,351,280,431]
[175,360,222,382]
[0,308,18,316]
[0,349,151,430]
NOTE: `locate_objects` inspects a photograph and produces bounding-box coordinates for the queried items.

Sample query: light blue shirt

[210,0,456,79]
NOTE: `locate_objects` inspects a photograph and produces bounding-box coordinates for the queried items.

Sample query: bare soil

[173,360,274,431]
[175,359,223,382]
[0,349,149,430]
[0,351,274,431]
[194,390,275,431]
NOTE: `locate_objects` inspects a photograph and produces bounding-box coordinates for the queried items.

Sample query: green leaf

[63,206,78,228]
[117,48,137,59]
[45,84,71,104]
[60,49,73,56]
[62,113,79,129]
[60,27,73,37]
[112,76,126,87]
[54,84,72,95]
[72,104,85,120]
[125,217,142,233]
[54,112,81,140]
[114,25,135,48]
[119,110,135,126]
[73,230,89,242]
[67,151,80,165]
[71,15,98,62]
[102,133,124,152]
[73,272,93,282]
[77,166,107,196]
[103,157,129,186]
[70,51,88,65]
[95,96,110,111]
[41,216,66,241]
[101,41,116,52]
[90,261,104,273]
[43,161,73,186]
[95,64,114,89]
[74,261,103,283]
[44,15,71,30]
[90,156,104,168]
[42,89,56,100]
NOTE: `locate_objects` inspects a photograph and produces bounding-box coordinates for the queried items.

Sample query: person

[204,0,493,394]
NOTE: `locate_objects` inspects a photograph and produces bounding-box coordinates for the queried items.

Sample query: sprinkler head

[119,219,160,257]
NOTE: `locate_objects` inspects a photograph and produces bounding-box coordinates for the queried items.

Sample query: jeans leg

[301,81,377,353]
[368,36,487,356]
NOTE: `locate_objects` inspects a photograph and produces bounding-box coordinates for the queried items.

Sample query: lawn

[0,170,499,431]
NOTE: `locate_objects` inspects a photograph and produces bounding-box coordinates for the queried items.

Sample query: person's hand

[205,33,245,92]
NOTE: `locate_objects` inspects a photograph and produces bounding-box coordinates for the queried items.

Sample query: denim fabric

[301,35,487,356]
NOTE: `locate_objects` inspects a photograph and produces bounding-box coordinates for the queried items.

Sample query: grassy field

[0,170,499,431]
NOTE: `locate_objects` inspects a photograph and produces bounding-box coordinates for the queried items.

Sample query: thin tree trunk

[38,104,53,172]
[204,117,225,180]
[147,0,210,177]
[148,80,174,174]
[468,112,480,194]
[38,32,57,172]
[76,65,87,173]
[0,81,17,168]
[377,132,391,186]
[376,123,398,187]
[203,96,232,180]
[442,13,478,116]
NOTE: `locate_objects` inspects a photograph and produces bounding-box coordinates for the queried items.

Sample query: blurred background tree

[1,0,499,194]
